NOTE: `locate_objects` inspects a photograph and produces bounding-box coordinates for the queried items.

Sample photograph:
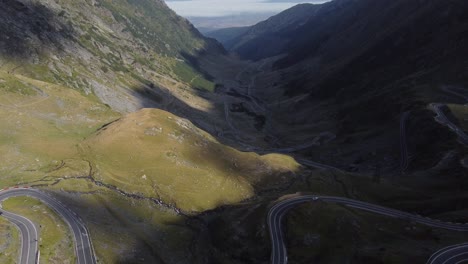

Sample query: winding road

[428,243,468,264]
[0,209,38,264]
[224,61,340,163]
[430,85,468,145]
[268,195,468,264]
[430,103,468,145]
[0,187,96,264]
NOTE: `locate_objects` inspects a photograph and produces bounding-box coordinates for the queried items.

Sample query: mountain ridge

[0,0,224,113]
[0,0,467,263]
[226,3,320,60]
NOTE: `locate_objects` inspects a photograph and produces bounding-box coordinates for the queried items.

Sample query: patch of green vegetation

[132,54,160,72]
[285,202,467,263]
[0,76,38,96]
[97,0,205,56]
[192,76,215,92]
[0,71,120,189]
[171,61,197,82]
[87,26,114,47]
[100,52,128,73]
[172,62,215,91]
[447,103,468,131]
[0,217,20,264]
[17,64,57,84]
[205,165,468,263]
[38,179,195,263]
[81,108,299,213]
[2,197,75,264]
[77,34,99,56]
[129,71,151,85]
[285,203,359,263]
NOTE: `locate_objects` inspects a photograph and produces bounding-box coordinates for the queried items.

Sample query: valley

[0,0,467,263]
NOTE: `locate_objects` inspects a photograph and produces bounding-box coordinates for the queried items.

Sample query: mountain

[227,0,468,171]
[0,0,224,113]
[0,1,309,262]
[207,0,468,257]
[0,0,272,262]
[82,108,298,213]
[1,0,468,263]
[188,13,276,33]
[204,26,249,49]
[201,0,468,261]
[226,3,319,60]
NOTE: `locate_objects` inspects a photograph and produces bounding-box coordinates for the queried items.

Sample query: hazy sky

[165,0,330,17]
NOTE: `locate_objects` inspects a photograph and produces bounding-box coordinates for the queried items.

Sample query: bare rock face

[0,0,69,61]
[0,0,222,113]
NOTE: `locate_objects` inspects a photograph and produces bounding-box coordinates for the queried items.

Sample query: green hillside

[0,0,467,263]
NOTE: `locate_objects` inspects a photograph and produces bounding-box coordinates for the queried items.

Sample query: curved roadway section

[268,195,468,264]
[430,103,468,145]
[0,209,38,264]
[427,243,468,264]
[0,187,96,264]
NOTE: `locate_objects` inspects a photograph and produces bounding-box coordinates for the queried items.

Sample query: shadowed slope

[82,108,300,213]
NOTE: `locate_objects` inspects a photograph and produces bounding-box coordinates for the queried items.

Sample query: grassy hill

[0,0,467,263]
[0,65,300,261]
[82,108,299,213]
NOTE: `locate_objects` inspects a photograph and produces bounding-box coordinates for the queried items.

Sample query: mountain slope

[0,0,223,113]
[200,2,468,261]
[82,108,299,213]
[230,0,468,173]
[204,26,249,50]
[1,0,468,263]
[227,3,319,60]
[0,1,311,262]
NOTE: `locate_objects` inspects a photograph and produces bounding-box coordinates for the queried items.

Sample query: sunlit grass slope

[0,70,120,187]
[82,108,300,213]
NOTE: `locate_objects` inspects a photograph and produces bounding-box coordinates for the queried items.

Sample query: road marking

[268,195,468,264]
[0,188,96,264]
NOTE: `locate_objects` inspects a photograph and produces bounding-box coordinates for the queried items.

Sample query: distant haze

[165,0,330,31]
[188,14,277,32]
[165,0,330,17]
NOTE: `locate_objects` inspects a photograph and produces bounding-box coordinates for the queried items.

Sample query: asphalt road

[268,195,468,264]
[428,243,468,264]
[0,187,96,264]
[0,209,38,264]
[430,103,468,145]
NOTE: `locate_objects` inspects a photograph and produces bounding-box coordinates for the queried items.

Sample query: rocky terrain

[0,0,467,263]
[218,0,468,175]
[223,3,319,60]
[0,0,223,112]
[195,0,468,262]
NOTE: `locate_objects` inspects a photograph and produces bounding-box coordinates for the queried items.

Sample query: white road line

[268,195,468,264]
[0,188,96,264]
